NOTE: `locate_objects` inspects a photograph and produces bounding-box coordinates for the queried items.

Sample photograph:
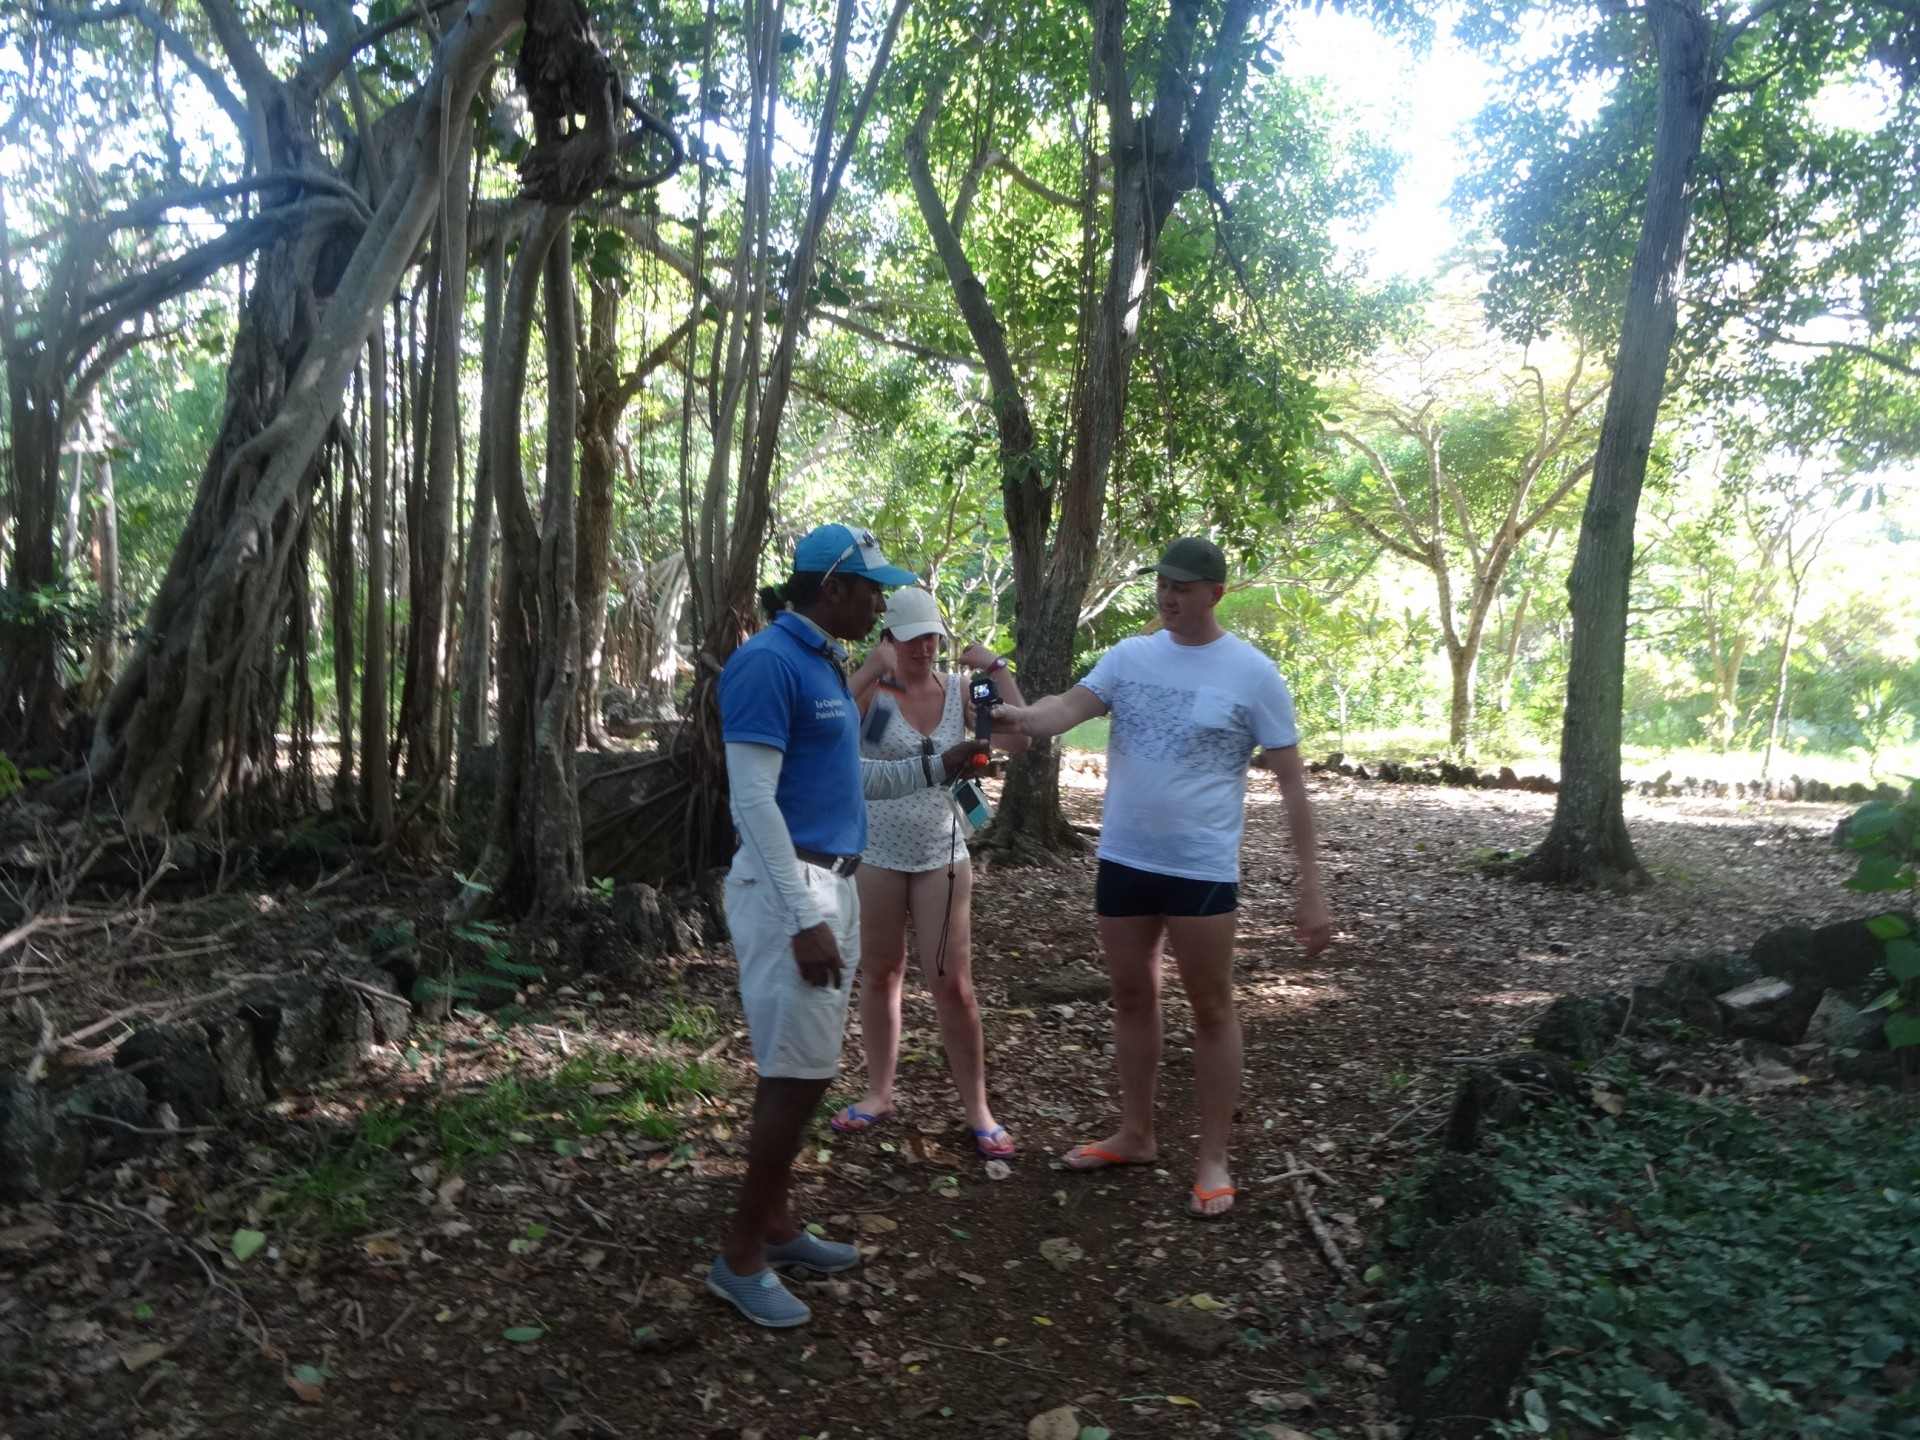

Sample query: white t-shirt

[1080,630,1300,883]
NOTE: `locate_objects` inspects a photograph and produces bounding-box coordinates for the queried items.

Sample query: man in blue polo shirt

[708,523,986,1328]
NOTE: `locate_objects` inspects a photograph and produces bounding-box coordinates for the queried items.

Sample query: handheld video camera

[944,671,999,832]
[967,673,999,765]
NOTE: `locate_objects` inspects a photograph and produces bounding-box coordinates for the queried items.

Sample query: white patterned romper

[861,674,968,873]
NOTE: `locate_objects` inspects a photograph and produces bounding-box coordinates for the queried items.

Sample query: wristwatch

[987,655,1009,672]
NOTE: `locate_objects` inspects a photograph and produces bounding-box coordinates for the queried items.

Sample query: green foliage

[655,995,721,1045]
[419,921,545,1011]
[1853,681,1919,782]
[1234,584,1440,745]
[1456,1081,1920,1438]
[1843,778,1920,1052]
[106,345,230,605]
[0,582,128,670]
[279,1043,726,1234]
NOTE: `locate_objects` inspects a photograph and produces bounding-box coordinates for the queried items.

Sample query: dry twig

[23,998,55,1083]
[78,1111,219,1137]
[903,1333,1064,1375]
[1285,1150,1359,1288]
[0,914,89,959]
[1377,1090,1448,1141]
[55,978,250,1050]
[85,1200,273,1352]
[379,1297,421,1349]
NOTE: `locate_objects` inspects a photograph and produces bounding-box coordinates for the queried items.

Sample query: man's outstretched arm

[991,685,1109,741]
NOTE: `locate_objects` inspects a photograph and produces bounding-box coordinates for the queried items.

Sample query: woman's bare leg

[839,864,910,1125]
[907,861,1004,1141]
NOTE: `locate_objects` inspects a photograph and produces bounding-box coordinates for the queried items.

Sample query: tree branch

[1746,321,1920,380]
[904,70,1024,403]
[20,170,367,253]
[68,204,332,363]
[41,0,248,132]
[815,310,982,368]
[987,151,1087,212]
[194,0,281,125]
[614,313,699,408]
[608,100,687,192]
[295,0,468,98]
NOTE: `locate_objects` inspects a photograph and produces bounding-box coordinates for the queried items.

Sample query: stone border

[0,962,412,1201]
[1307,753,1903,806]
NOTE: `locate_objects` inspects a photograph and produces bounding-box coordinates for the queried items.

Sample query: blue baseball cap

[793,524,919,586]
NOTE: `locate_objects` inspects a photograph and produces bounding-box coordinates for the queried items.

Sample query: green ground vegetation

[277,1038,728,1236]
[1385,1080,1920,1439]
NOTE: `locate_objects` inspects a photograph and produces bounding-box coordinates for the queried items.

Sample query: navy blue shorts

[1094,859,1238,918]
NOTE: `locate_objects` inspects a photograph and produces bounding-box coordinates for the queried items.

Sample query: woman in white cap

[834,587,1029,1157]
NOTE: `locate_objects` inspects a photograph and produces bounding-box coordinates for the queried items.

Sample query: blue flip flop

[974,1125,1016,1159]
[829,1105,894,1135]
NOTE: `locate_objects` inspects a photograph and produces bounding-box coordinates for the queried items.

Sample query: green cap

[1139,536,1227,584]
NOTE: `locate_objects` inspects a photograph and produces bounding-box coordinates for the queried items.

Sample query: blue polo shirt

[719,610,866,857]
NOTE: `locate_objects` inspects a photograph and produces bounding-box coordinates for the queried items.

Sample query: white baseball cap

[882,587,950,643]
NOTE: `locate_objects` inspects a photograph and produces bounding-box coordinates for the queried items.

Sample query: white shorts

[725,850,860,1080]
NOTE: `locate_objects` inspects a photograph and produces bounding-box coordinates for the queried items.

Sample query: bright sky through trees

[1279,8,1490,280]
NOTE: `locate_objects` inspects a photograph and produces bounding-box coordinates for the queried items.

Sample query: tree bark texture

[1520,0,1714,889]
[457,229,508,783]
[397,124,476,815]
[468,205,574,915]
[362,323,397,839]
[576,273,624,749]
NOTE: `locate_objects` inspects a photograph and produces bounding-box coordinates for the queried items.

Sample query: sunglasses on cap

[822,527,887,583]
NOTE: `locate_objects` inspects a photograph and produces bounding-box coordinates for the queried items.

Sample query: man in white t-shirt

[994,537,1331,1218]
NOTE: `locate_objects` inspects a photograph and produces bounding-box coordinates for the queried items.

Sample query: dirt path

[0,774,1864,1439]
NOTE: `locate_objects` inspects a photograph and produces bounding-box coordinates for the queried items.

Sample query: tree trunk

[576,272,623,749]
[468,205,571,914]
[527,230,586,910]
[83,442,120,709]
[362,325,396,839]
[1448,644,1477,755]
[326,425,358,811]
[0,210,93,756]
[62,445,86,577]
[1518,0,1713,889]
[676,0,908,882]
[397,127,476,815]
[456,229,507,781]
[1760,583,1800,781]
[1,361,70,754]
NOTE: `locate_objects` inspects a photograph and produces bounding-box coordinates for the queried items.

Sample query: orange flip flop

[1062,1143,1155,1172]
[1186,1183,1237,1220]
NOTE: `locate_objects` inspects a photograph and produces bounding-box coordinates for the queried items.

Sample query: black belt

[794,847,861,877]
